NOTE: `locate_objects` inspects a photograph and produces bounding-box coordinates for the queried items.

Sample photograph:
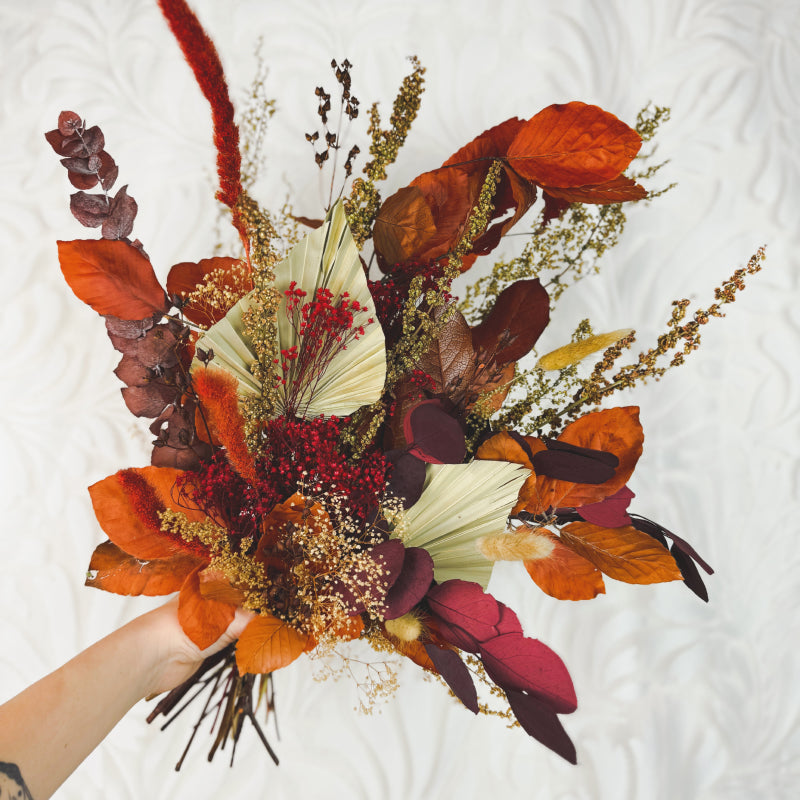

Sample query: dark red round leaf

[383,546,434,620]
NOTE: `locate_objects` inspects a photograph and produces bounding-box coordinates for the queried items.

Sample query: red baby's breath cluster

[278,283,374,415]
[181,416,389,537]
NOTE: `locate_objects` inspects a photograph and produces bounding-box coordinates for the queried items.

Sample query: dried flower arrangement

[45,0,763,769]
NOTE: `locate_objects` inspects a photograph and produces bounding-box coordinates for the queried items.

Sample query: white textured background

[1,0,798,798]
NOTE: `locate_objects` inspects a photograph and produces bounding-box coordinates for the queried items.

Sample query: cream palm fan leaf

[398,460,530,588]
[195,201,386,417]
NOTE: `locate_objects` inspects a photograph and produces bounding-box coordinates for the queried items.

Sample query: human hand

[131,598,254,698]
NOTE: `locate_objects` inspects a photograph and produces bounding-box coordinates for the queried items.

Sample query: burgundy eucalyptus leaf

[121,384,178,418]
[68,171,99,191]
[104,314,155,344]
[576,485,634,527]
[404,400,466,464]
[70,191,110,228]
[382,546,434,620]
[60,156,96,175]
[134,326,181,369]
[102,185,137,240]
[113,353,151,387]
[505,688,577,764]
[80,125,105,156]
[424,644,479,713]
[384,449,427,508]
[151,442,206,470]
[335,539,406,614]
[479,633,577,714]
[533,439,618,483]
[57,110,82,136]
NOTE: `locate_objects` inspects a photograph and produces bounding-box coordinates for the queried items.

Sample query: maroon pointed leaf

[471,278,550,364]
[404,400,466,464]
[60,156,96,175]
[670,545,709,602]
[577,485,634,527]
[424,644,479,713]
[480,633,577,714]
[533,439,618,483]
[383,546,434,620]
[541,191,570,226]
[505,688,577,764]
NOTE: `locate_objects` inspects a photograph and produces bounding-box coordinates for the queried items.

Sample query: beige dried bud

[537,328,634,371]
[476,528,555,562]
[385,613,422,642]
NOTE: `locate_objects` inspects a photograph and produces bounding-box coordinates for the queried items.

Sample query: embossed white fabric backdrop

[1,0,798,798]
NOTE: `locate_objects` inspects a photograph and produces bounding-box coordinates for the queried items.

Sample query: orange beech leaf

[476,430,543,468]
[517,407,644,515]
[166,256,250,327]
[372,185,436,266]
[543,175,647,204]
[506,102,642,188]
[407,166,474,265]
[178,565,237,649]
[198,566,248,605]
[57,239,167,320]
[192,366,256,482]
[89,467,205,560]
[235,613,311,674]
[560,522,683,585]
[85,540,200,596]
[523,532,605,601]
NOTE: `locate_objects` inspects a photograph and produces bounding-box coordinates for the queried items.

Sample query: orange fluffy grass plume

[193,366,257,483]
[157,0,241,210]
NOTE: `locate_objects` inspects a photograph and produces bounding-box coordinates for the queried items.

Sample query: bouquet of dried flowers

[45,0,763,769]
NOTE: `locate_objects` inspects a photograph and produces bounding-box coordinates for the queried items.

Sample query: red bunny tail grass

[158,0,242,210]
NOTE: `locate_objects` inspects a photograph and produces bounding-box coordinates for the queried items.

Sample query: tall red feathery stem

[157,0,243,212]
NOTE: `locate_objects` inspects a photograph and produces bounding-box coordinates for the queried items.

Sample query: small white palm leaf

[398,460,530,588]
[195,201,386,417]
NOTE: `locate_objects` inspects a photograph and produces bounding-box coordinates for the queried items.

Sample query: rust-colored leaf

[518,407,644,514]
[507,102,642,188]
[471,278,550,364]
[88,466,206,560]
[235,613,311,674]
[85,540,200,596]
[373,185,436,267]
[178,565,237,649]
[560,522,682,584]
[543,174,647,204]
[523,531,605,600]
[198,566,248,605]
[57,239,167,320]
[476,430,543,469]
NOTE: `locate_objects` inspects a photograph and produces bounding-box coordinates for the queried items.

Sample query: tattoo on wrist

[0,762,34,800]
